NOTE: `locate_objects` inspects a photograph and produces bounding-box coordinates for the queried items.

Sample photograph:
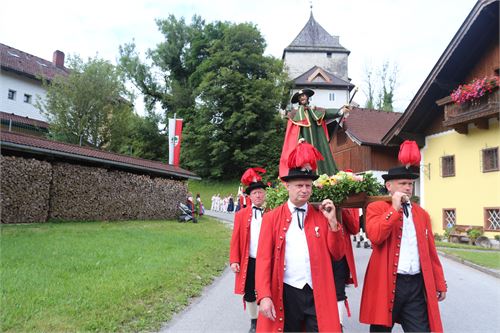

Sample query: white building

[0,43,69,121]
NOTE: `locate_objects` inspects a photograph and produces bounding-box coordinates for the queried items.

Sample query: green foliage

[467,228,483,241]
[0,219,231,332]
[443,226,456,241]
[265,172,382,209]
[434,233,443,241]
[312,172,382,204]
[495,235,500,241]
[37,55,134,149]
[119,15,290,180]
[187,179,240,204]
[440,249,500,269]
[265,182,290,210]
[363,60,398,111]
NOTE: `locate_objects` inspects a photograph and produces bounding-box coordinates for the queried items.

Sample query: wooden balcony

[436,88,499,134]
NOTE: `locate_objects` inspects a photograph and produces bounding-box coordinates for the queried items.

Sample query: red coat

[340,208,360,286]
[229,206,253,294]
[360,201,447,332]
[255,203,345,332]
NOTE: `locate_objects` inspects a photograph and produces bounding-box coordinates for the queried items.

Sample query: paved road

[159,210,500,333]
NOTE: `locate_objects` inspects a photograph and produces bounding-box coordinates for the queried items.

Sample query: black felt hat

[245,181,267,195]
[291,89,314,104]
[382,166,419,182]
[280,168,319,181]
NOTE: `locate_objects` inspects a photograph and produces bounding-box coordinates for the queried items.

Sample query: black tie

[295,207,306,230]
[402,202,410,218]
[253,207,263,219]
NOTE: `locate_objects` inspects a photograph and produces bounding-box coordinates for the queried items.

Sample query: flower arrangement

[266,171,383,209]
[450,75,499,104]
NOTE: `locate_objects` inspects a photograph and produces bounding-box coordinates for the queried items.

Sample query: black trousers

[370,273,430,333]
[283,283,318,332]
[244,257,256,302]
[333,256,350,301]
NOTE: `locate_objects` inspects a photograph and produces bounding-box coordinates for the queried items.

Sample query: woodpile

[1,156,188,223]
[1,156,51,223]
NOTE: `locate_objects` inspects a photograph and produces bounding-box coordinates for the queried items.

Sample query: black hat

[245,181,267,195]
[280,168,319,182]
[382,166,419,182]
[291,89,314,104]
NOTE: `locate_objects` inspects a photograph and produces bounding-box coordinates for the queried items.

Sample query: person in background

[230,167,268,333]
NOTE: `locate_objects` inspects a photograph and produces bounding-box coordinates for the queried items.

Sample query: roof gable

[0,43,70,82]
[284,12,349,53]
[294,65,354,89]
[383,0,499,146]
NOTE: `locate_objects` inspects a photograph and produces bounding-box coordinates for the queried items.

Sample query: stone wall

[1,156,52,223]
[1,156,187,223]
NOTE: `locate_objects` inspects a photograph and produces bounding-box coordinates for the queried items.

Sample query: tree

[37,56,134,148]
[119,16,289,179]
[363,60,398,111]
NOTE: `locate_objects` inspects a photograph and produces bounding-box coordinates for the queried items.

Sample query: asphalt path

[159,210,500,333]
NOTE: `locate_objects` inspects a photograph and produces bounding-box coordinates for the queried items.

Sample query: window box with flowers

[265,171,383,211]
[450,75,499,105]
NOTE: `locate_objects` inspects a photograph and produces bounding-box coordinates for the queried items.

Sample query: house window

[24,94,32,104]
[326,52,332,58]
[8,89,16,100]
[329,93,335,101]
[441,155,455,177]
[443,209,456,229]
[485,208,500,231]
[482,147,498,172]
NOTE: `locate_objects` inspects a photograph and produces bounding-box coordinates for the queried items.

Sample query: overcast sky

[1,0,478,113]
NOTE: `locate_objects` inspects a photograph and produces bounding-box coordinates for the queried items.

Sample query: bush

[434,233,443,241]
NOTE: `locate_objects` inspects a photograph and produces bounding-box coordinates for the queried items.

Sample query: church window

[8,89,16,100]
[326,52,332,58]
[329,93,335,101]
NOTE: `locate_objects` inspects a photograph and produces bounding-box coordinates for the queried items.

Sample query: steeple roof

[284,12,349,54]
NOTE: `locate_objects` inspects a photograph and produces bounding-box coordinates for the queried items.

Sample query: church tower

[283,10,354,108]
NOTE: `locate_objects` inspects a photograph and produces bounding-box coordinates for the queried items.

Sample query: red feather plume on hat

[398,140,421,168]
[241,167,266,186]
[287,139,324,171]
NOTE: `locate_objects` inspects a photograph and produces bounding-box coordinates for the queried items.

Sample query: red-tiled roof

[344,107,402,145]
[0,43,70,81]
[1,131,199,179]
[0,111,49,128]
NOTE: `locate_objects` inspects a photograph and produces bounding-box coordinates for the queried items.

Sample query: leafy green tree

[363,60,398,111]
[37,56,134,148]
[119,16,289,179]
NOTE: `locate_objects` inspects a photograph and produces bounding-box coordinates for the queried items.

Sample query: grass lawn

[435,241,499,251]
[0,217,231,332]
[188,179,240,205]
[439,248,500,270]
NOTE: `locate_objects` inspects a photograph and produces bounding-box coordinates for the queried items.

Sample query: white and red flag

[168,118,183,166]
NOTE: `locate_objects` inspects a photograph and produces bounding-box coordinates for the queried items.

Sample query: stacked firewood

[1,156,188,223]
[0,156,51,223]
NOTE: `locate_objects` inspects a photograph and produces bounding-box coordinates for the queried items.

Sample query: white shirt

[249,205,263,258]
[284,200,313,289]
[397,204,421,274]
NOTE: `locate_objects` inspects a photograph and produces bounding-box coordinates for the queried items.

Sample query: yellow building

[383,0,499,239]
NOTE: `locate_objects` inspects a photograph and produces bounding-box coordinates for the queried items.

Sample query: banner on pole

[168,118,183,166]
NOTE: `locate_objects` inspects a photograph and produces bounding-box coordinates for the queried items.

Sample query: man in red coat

[360,166,447,332]
[230,168,267,333]
[256,141,345,332]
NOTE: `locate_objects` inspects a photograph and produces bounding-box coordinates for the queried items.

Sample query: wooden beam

[454,123,468,134]
[475,118,489,130]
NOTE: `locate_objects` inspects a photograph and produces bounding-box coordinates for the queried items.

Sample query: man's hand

[437,291,446,302]
[320,199,339,231]
[259,297,276,321]
[279,109,287,119]
[230,263,240,273]
[340,104,352,115]
[391,191,408,212]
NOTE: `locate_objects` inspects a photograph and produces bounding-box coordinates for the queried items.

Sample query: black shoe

[249,319,257,333]
[360,235,364,242]
[356,242,361,248]
[364,242,371,249]
[353,236,357,242]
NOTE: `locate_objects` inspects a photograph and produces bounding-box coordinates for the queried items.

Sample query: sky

[1,0,478,114]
